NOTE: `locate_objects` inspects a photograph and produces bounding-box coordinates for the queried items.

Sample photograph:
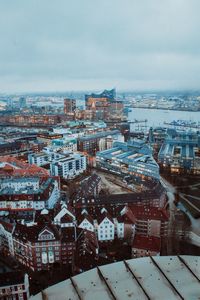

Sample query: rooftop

[31,255,200,300]
[0,177,54,196]
[78,130,120,141]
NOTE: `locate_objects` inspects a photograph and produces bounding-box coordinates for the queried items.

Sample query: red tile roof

[130,206,169,222]
[132,235,161,252]
[0,219,14,233]
[0,156,49,177]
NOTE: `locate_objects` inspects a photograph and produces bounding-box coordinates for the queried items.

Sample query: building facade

[0,271,29,300]
[0,176,60,212]
[158,130,200,174]
[96,140,160,180]
[64,98,76,114]
[50,153,87,179]
[77,130,122,156]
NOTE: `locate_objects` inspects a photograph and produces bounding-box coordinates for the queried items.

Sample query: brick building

[0,204,98,272]
[132,235,161,258]
[64,98,76,114]
[0,270,29,300]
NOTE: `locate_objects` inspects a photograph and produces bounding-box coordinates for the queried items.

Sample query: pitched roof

[0,156,49,177]
[118,206,137,224]
[13,222,60,243]
[132,235,161,252]
[77,212,94,226]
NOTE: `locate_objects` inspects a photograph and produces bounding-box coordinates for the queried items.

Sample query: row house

[75,196,169,239]
[73,182,168,241]
[78,206,136,243]
[0,177,39,192]
[75,229,99,272]
[97,209,115,241]
[0,177,60,212]
[53,203,76,227]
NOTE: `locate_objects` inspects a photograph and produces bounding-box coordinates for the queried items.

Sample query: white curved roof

[31,256,200,300]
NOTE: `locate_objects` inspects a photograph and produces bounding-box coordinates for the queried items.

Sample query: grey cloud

[0,0,200,92]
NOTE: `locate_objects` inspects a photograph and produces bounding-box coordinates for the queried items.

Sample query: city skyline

[1,0,200,93]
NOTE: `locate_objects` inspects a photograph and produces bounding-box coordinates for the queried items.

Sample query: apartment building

[0,176,60,211]
[50,153,86,179]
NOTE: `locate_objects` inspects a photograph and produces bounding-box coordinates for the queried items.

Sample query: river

[128,108,200,131]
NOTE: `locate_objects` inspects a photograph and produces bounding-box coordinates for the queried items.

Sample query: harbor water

[128,108,200,131]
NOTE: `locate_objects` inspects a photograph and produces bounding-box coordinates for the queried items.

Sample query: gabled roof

[97,211,114,225]
[118,206,136,224]
[13,222,60,243]
[77,213,94,226]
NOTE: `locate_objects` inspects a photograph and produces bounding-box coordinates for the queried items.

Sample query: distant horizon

[1,88,200,97]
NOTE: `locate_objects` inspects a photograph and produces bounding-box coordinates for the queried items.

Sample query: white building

[53,203,76,227]
[0,177,39,192]
[50,153,87,179]
[0,177,60,211]
[28,149,63,167]
[97,212,115,241]
[51,137,77,152]
[78,210,94,232]
[77,206,136,242]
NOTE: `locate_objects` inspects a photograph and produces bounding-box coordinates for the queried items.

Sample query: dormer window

[38,229,55,241]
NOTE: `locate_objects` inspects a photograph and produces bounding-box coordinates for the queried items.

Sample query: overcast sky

[0,0,200,93]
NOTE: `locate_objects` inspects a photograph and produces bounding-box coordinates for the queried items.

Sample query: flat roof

[31,256,200,300]
[79,130,120,141]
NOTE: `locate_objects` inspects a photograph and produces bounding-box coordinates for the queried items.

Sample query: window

[76,160,80,170]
